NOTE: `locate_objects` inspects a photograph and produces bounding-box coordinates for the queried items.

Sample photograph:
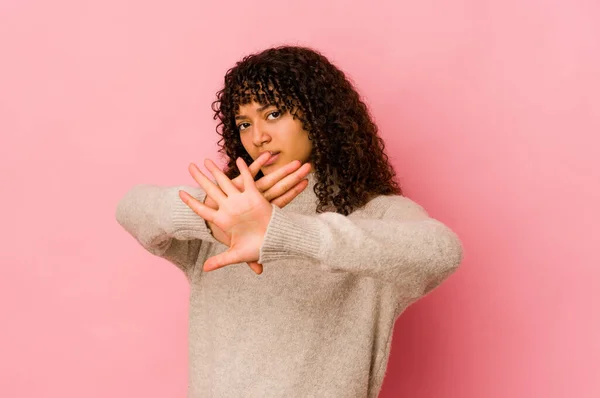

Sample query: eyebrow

[234,104,275,120]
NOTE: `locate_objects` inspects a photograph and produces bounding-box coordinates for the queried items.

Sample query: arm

[258,195,463,299]
[115,184,220,277]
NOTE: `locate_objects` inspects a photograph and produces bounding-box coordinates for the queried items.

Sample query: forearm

[116,184,219,255]
[258,196,463,299]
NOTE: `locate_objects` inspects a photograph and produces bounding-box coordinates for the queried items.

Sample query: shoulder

[355,194,430,221]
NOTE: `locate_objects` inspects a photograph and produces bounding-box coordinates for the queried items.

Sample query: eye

[267,110,281,120]
[237,122,250,132]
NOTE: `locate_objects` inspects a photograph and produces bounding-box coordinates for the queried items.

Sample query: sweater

[115,171,463,397]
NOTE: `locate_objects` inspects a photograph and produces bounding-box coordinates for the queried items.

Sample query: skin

[235,101,313,176]
[202,153,311,274]
[181,101,315,275]
[180,157,291,274]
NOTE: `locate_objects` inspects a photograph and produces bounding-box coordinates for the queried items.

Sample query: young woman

[116,45,463,397]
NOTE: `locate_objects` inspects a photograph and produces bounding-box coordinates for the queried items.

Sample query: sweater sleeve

[258,195,463,299]
[115,184,220,277]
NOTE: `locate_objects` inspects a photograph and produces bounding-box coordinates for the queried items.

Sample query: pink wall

[1,0,598,397]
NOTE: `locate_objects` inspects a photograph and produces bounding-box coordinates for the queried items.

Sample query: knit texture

[115,172,463,397]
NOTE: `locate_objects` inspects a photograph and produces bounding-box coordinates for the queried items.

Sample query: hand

[179,157,276,274]
[203,152,312,274]
[204,153,311,243]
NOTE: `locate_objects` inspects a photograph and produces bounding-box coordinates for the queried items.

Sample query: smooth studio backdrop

[1,0,598,397]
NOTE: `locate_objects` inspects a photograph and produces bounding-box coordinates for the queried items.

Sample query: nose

[251,121,271,147]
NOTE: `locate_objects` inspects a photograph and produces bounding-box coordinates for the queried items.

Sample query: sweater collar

[283,171,318,213]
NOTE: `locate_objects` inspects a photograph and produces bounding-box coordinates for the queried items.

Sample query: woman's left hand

[178,157,273,272]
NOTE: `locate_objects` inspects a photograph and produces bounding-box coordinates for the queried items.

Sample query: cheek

[303,135,313,153]
[239,134,251,149]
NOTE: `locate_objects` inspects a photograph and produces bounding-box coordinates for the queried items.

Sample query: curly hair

[211,45,403,216]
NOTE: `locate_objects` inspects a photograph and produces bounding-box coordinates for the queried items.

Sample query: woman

[116,45,463,397]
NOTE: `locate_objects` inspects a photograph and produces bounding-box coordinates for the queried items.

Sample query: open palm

[179,157,273,272]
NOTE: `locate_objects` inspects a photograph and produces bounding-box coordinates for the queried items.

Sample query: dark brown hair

[212,45,402,215]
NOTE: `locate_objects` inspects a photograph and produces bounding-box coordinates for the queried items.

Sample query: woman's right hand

[202,153,312,274]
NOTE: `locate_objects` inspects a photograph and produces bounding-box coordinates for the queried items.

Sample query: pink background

[1,0,598,397]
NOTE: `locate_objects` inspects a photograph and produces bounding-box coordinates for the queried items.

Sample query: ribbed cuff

[258,204,322,264]
[170,186,219,243]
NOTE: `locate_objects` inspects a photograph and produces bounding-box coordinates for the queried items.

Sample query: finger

[262,162,312,202]
[188,163,227,203]
[247,261,263,274]
[204,158,238,197]
[271,179,309,208]
[203,249,243,272]
[237,157,258,193]
[255,159,302,193]
[230,152,271,192]
[248,152,273,176]
[179,189,218,222]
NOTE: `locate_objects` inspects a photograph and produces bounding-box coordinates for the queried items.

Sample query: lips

[264,152,280,165]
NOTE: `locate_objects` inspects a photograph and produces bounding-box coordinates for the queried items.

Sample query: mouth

[264,151,280,166]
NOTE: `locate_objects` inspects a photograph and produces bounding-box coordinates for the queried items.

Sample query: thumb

[247,261,263,274]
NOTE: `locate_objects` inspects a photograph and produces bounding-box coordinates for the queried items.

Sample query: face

[235,101,313,175]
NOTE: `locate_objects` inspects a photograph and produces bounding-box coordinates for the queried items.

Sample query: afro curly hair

[211,45,403,216]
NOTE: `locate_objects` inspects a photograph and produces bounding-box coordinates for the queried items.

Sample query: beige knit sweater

[115,172,463,397]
